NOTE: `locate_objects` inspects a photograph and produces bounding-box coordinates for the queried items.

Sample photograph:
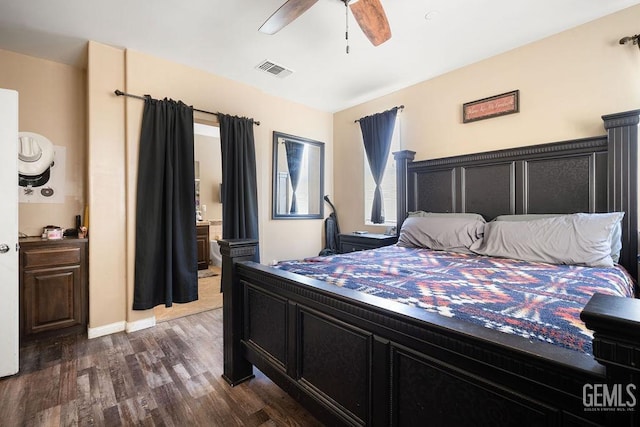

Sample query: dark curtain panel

[219,114,260,262]
[133,97,198,310]
[359,108,399,224]
[284,140,305,213]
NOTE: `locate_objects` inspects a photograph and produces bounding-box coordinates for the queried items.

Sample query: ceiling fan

[259,0,392,48]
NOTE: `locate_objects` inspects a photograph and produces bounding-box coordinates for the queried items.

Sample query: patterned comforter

[275,245,635,355]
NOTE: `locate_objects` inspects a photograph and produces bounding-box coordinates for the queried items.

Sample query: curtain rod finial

[619,34,640,45]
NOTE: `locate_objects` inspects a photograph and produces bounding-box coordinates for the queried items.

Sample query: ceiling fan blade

[259,0,319,35]
[349,0,391,46]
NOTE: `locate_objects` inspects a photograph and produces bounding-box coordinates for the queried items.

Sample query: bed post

[603,109,640,287]
[581,294,640,397]
[219,238,258,386]
[394,150,416,235]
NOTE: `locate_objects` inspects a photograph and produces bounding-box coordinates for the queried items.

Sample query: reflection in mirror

[272,131,324,219]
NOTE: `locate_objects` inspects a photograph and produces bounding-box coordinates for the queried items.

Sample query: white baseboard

[87,316,156,339]
[87,321,126,339]
[125,316,156,333]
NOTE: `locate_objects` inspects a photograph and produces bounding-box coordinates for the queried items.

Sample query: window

[364,118,400,225]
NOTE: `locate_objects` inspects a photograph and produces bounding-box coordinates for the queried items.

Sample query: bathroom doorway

[154,121,223,322]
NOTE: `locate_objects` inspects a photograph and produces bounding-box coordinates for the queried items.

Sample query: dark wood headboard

[395,109,640,283]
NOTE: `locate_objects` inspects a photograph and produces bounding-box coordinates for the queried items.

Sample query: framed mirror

[272,131,324,219]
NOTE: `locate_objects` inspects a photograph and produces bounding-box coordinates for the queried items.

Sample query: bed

[220,109,640,426]
[274,244,634,357]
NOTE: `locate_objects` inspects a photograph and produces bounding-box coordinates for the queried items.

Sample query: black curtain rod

[354,105,404,123]
[114,90,260,126]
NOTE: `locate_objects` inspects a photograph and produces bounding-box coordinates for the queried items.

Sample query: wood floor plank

[0,373,26,423]
[106,350,135,403]
[151,382,196,425]
[102,404,121,426]
[61,334,80,362]
[136,351,173,389]
[24,365,61,416]
[140,334,167,362]
[95,363,118,409]
[193,389,245,426]
[116,396,148,425]
[124,353,146,391]
[59,400,79,426]
[30,404,61,427]
[0,308,321,426]
[151,328,182,366]
[76,369,106,426]
[109,331,135,357]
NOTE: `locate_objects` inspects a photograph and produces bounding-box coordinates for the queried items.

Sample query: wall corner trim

[87,316,156,339]
[125,316,156,334]
[87,321,126,339]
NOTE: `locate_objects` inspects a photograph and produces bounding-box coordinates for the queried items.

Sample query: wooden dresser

[19,237,88,341]
[196,222,210,270]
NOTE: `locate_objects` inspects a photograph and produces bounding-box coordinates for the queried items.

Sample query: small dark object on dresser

[63,228,78,237]
[319,195,340,256]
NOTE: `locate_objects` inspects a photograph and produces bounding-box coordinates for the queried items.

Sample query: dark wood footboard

[220,240,638,426]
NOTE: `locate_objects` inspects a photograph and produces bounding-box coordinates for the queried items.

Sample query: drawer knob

[0,243,10,254]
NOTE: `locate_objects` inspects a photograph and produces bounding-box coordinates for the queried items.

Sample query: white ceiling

[0,0,638,112]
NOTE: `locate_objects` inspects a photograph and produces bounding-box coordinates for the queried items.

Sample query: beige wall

[86,42,127,330]
[333,5,640,234]
[85,44,333,329]
[0,49,85,236]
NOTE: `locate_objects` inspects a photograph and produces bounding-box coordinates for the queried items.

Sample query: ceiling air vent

[255,60,294,78]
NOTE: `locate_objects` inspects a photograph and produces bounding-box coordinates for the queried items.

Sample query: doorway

[154,121,223,322]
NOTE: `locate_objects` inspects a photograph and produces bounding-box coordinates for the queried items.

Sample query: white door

[0,89,19,377]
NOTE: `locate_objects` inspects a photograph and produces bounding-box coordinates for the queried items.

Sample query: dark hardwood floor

[0,309,322,426]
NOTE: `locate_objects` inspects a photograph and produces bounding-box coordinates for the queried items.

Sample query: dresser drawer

[22,246,81,269]
[340,242,371,253]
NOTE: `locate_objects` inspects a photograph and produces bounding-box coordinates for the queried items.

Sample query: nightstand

[339,233,398,254]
